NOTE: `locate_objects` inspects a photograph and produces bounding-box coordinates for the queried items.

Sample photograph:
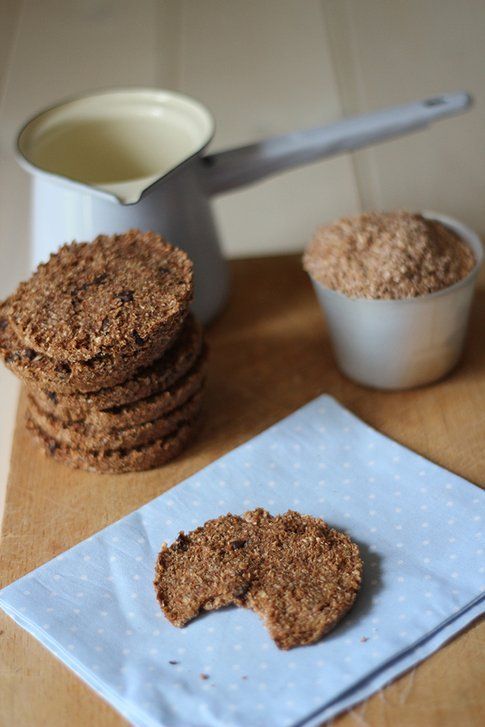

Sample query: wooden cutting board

[1,255,484,727]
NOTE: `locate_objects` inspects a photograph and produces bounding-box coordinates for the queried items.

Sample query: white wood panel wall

[0,0,24,515]
[174,0,360,258]
[323,0,485,233]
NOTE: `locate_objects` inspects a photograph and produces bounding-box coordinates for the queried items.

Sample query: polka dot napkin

[0,395,483,727]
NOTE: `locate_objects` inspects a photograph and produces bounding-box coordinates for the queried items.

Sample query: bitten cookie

[154,509,362,649]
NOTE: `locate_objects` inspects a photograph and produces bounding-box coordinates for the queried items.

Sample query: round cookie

[0,304,187,394]
[30,350,207,429]
[31,315,203,416]
[8,229,193,363]
[26,416,199,474]
[27,388,203,452]
[154,508,363,649]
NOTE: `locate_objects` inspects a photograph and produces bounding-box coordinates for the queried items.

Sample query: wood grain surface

[1,255,484,727]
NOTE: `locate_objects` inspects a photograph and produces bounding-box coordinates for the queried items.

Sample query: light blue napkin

[1,395,483,727]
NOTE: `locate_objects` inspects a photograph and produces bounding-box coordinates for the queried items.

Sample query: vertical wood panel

[173,0,361,257]
[0,0,23,524]
[0,0,26,298]
[323,0,485,231]
[0,0,23,99]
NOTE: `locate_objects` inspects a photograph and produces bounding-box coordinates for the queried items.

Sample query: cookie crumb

[200,673,210,680]
[48,440,58,455]
[360,636,369,643]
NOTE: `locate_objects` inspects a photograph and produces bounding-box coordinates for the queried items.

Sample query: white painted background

[1,0,484,515]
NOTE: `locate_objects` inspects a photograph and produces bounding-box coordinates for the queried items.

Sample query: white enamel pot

[16,88,472,323]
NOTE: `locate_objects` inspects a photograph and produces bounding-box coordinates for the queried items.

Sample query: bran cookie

[30,349,207,429]
[0,302,188,393]
[154,509,362,650]
[8,230,193,363]
[27,388,203,452]
[27,416,199,474]
[31,314,203,417]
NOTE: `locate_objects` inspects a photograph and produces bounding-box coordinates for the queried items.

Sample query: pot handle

[201,92,472,196]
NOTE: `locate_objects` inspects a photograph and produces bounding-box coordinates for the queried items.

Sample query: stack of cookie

[0,230,206,473]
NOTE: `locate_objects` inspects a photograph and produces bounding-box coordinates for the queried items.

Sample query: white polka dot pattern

[0,395,483,727]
